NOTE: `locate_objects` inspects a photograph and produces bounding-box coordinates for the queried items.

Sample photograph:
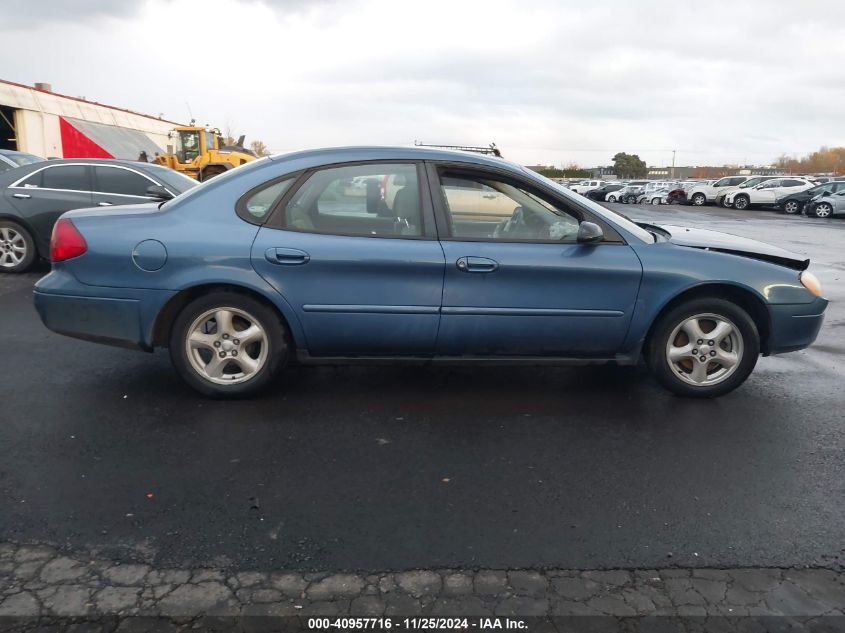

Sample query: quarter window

[244,178,294,219]
[283,164,422,237]
[439,171,580,241]
[40,165,89,191]
[94,167,154,197]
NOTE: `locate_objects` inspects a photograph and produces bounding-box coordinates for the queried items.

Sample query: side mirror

[577,221,604,243]
[146,185,173,200]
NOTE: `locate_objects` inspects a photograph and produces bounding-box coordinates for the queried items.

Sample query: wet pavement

[0,204,843,578]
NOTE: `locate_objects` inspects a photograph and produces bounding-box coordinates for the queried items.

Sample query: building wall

[0,80,179,158]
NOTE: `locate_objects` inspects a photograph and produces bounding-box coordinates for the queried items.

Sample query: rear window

[3,151,43,167]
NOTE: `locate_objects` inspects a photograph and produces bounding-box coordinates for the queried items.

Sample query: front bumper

[33,269,177,351]
[766,296,829,355]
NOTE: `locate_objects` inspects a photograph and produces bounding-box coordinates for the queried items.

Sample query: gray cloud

[2,0,844,167]
[0,0,143,27]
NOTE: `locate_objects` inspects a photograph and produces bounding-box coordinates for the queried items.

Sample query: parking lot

[1,201,843,580]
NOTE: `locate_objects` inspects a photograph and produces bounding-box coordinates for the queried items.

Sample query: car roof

[0,157,177,186]
[269,146,511,171]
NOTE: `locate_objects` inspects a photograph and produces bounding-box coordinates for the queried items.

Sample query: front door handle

[12,193,31,199]
[456,256,499,273]
[265,247,310,265]
[98,202,113,206]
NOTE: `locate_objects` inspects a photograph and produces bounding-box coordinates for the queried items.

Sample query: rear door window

[282,163,422,238]
[94,166,155,197]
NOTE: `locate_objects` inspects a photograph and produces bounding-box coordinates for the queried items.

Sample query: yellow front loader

[154,126,257,182]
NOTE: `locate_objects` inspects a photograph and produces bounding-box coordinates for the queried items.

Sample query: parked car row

[562,173,845,219]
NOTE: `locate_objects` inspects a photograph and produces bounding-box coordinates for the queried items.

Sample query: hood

[647,223,809,270]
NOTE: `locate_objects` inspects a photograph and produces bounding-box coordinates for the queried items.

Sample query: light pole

[670,150,676,180]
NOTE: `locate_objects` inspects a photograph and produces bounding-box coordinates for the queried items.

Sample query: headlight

[800,271,823,297]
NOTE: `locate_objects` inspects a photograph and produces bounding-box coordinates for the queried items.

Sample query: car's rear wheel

[625,195,638,204]
[691,193,706,206]
[813,202,833,218]
[0,221,36,273]
[647,297,759,398]
[651,197,661,205]
[782,200,800,214]
[169,291,290,398]
[733,194,750,210]
[606,194,617,203]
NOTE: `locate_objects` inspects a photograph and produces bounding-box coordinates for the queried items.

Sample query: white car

[568,179,606,195]
[685,175,755,206]
[605,181,647,202]
[716,176,778,207]
[724,177,816,210]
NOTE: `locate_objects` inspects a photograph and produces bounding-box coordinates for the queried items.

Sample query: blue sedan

[33,147,827,398]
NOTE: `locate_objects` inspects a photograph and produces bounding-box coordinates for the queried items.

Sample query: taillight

[50,218,88,262]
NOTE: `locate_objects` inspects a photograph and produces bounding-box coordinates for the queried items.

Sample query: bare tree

[250,140,270,156]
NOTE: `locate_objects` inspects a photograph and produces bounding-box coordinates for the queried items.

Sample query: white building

[0,80,181,160]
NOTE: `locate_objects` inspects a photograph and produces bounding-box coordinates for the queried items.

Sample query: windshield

[2,151,44,166]
[141,163,199,193]
[173,130,201,164]
[523,167,654,243]
[739,177,772,188]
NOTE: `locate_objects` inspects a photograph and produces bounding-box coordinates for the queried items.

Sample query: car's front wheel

[647,297,759,398]
[0,221,36,273]
[606,194,617,203]
[813,202,833,218]
[690,193,706,206]
[733,194,750,210]
[169,291,290,398]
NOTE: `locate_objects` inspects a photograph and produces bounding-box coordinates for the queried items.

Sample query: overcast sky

[2,0,844,167]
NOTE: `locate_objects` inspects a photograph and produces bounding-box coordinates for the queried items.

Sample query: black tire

[646,297,760,398]
[781,199,800,215]
[733,194,750,210]
[606,194,618,203]
[690,193,706,206]
[625,195,638,204]
[200,166,227,182]
[168,291,290,398]
[0,220,37,273]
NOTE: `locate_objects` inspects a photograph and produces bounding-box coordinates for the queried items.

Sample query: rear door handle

[456,256,499,273]
[12,193,31,199]
[265,247,310,265]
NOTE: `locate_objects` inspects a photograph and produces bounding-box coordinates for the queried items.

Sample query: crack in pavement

[2,542,844,624]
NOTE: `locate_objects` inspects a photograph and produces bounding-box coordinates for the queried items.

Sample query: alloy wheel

[734,196,749,210]
[783,201,799,214]
[665,313,744,387]
[185,307,269,385]
[814,203,833,218]
[692,194,705,206]
[0,227,27,269]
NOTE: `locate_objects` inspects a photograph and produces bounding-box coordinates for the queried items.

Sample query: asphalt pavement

[1,204,843,575]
